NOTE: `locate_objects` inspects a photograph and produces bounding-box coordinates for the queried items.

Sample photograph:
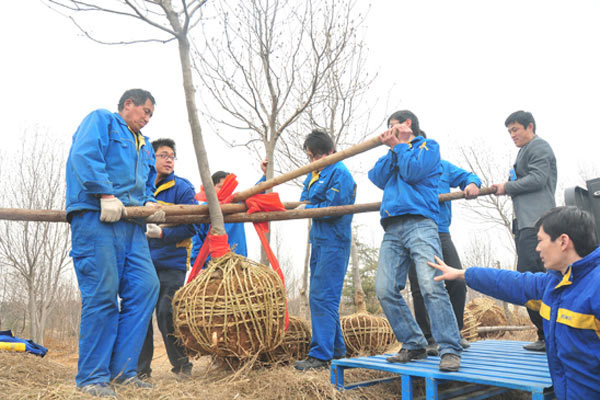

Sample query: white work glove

[295,203,307,210]
[100,197,127,222]
[144,202,166,223]
[146,223,163,239]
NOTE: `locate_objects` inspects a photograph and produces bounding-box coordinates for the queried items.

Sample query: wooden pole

[0,201,304,223]
[230,136,383,203]
[0,186,498,223]
[438,186,497,202]
[164,202,381,224]
[477,325,536,334]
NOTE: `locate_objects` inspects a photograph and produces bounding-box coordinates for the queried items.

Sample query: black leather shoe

[386,348,427,363]
[294,356,330,371]
[426,342,439,356]
[523,339,545,352]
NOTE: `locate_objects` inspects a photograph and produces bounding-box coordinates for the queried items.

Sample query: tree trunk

[27,284,41,344]
[350,233,366,313]
[300,220,311,319]
[175,34,225,235]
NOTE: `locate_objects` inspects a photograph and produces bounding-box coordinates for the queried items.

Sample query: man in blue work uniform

[429,206,600,400]
[66,89,163,397]
[409,160,481,354]
[369,110,462,372]
[138,138,197,380]
[292,130,356,371]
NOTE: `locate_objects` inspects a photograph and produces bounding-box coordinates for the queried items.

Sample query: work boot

[439,353,461,372]
[79,383,117,398]
[114,376,153,389]
[426,342,439,356]
[294,356,330,371]
[386,348,427,363]
[523,339,545,352]
[174,366,192,381]
[460,335,471,349]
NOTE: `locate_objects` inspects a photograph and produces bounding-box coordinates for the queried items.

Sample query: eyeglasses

[306,152,322,161]
[156,153,176,161]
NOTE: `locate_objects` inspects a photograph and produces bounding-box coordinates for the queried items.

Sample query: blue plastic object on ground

[331,340,555,400]
[0,329,48,357]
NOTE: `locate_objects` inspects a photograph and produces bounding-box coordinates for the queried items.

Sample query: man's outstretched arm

[428,256,549,311]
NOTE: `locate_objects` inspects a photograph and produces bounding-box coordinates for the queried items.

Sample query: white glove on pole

[146,223,163,239]
[295,203,307,210]
[100,197,127,222]
[144,202,166,223]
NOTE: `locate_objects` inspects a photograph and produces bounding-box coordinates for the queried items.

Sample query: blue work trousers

[375,216,462,356]
[70,211,159,387]
[308,242,350,361]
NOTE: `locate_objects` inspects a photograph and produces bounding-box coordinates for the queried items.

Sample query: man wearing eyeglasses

[138,138,198,380]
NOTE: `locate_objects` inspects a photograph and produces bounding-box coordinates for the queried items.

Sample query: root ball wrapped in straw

[341,312,395,356]
[172,252,286,359]
[466,297,507,339]
[260,316,311,364]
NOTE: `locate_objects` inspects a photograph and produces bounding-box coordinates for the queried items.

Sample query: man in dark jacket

[492,110,557,351]
[429,206,600,400]
[138,138,197,379]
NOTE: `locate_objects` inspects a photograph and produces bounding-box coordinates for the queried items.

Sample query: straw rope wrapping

[260,316,311,364]
[341,313,396,356]
[172,252,286,359]
[460,307,481,341]
[466,297,507,339]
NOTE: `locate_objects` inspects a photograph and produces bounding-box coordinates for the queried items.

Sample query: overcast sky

[2,1,599,277]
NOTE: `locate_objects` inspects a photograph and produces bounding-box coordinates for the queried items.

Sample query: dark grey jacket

[505,135,557,230]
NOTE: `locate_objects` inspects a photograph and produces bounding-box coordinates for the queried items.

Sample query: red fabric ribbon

[245,192,289,329]
[195,173,238,204]
[186,233,229,284]
[187,176,238,284]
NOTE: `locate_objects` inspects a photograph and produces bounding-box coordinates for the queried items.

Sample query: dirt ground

[0,327,538,400]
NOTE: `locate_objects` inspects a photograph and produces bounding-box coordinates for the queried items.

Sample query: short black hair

[387,110,426,137]
[212,171,229,185]
[303,129,334,156]
[534,206,598,257]
[505,110,536,133]
[118,89,156,111]
[152,138,176,155]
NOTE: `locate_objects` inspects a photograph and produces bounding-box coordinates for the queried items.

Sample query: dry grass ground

[1,324,538,400]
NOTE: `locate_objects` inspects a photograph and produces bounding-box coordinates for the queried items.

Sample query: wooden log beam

[230,135,383,203]
[165,202,382,224]
[477,325,537,334]
[124,201,304,218]
[0,186,498,223]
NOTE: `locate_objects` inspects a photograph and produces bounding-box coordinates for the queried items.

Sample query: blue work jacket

[300,161,356,245]
[148,172,198,271]
[66,109,156,218]
[368,136,441,225]
[437,160,481,233]
[191,221,248,265]
[465,246,600,400]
